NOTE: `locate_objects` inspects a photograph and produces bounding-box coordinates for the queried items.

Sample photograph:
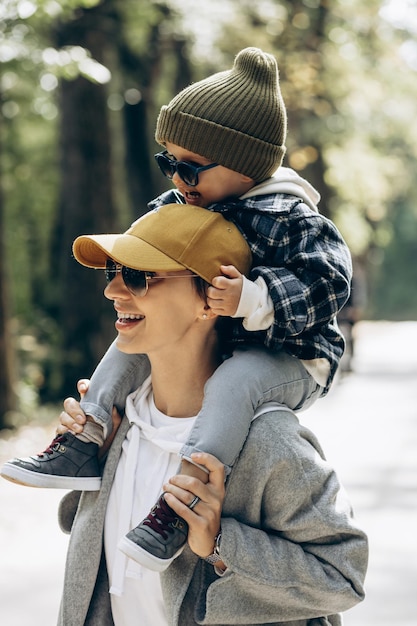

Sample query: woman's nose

[104,273,129,300]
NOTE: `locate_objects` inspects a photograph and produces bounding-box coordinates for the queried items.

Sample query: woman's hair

[192,274,234,357]
[193,275,209,302]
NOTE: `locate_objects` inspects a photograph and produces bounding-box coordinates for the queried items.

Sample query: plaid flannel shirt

[148,189,352,393]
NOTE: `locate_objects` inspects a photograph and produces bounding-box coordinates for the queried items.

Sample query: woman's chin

[115,337,139,354]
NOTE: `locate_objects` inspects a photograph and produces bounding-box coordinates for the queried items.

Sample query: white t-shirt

[104,377,196,626]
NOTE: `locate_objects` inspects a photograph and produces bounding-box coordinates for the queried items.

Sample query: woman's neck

[148,333,221,418]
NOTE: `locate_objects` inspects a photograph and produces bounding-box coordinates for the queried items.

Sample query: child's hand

[57,378,122,457]
[57,396,87,436]
[56,378,91,435]
[77,378,91,399]
[207,265,243,316]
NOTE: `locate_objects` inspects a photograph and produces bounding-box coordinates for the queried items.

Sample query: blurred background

[0,0,416,623]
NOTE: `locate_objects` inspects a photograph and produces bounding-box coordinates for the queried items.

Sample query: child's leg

[118,346,323,569]
[80,340,150,442]
[180,346,322,474]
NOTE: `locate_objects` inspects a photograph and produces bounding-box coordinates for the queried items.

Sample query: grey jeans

[81,341,322,471]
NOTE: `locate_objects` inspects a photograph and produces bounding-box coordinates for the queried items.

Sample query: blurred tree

[40,0,195,399]
[0,0,60,423]
[0,0,194,413]
[361,0,417,318]
[45,1,119,398]
[0,109,17,426]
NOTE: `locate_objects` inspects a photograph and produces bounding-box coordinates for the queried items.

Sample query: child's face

[164,142,254,207]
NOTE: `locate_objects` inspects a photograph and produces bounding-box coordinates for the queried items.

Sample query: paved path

[303,321,417,626]
[0,425,69,625]
[0,321,416,625]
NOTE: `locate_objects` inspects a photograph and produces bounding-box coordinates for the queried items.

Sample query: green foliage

[1,109,57,326]
[370,199,417,319]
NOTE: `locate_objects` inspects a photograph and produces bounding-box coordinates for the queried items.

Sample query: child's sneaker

[118,494,188,572]
[0,432,101,490]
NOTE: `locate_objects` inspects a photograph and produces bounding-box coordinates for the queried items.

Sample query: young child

[1,47,352,571]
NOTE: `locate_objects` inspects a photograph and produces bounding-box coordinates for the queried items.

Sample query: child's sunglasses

[105,259,198,296]
[154,150,219,187]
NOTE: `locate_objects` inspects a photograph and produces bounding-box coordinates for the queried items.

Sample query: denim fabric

[180,347,322,471]
[80,341,150,439]
[80,343,321,468]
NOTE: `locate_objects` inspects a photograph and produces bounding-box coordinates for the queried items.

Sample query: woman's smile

[116,311,145,323]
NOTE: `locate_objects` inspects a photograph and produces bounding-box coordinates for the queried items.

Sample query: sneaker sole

[117,535,185,572]
[0,463,101,491]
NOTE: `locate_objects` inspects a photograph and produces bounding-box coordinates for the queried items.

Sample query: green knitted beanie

[155,47,287,182]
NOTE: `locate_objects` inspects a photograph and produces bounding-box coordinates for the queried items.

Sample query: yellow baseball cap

[72,204,252,284]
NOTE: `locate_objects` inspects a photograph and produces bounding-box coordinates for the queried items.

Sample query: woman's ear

[199,305,217,321]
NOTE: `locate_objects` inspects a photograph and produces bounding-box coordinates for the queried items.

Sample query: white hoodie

[241,166,320,212]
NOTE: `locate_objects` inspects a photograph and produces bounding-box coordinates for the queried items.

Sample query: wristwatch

[203,531,223,565]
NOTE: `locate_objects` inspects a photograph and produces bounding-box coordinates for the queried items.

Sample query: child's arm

[207,265,274,330]
[249,213,352,350]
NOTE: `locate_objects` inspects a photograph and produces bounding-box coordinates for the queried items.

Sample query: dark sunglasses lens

[156,154,175,179]
[105,259,117,284]
[155,153,198,186]
[122,266,147,295]
[176,162,197,186]
[105,260,147,295]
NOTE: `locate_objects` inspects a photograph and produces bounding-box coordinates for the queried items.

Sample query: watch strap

[203,531,222,564]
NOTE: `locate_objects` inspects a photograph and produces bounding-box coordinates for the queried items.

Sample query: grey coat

[57,409,368,626]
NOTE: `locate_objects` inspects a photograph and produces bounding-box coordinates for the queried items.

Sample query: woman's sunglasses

[154,150,219,187]
[105,259,198,296]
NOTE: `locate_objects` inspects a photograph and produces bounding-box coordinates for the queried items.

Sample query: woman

[57,204,367,626]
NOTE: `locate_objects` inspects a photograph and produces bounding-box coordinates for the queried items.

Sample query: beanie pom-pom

[234,47,279,85]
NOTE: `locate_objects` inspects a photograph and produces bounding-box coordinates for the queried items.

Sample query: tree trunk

[281,0,334,219]
[46,3,118,399]
[122,98,154,217]
[0,112,17,425]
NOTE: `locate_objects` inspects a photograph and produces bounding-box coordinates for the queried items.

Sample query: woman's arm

[182,411,368,624]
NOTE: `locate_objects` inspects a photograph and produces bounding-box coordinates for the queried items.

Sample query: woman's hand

[162,452,226,562]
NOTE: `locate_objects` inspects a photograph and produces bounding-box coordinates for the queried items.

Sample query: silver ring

[188,495,200,510]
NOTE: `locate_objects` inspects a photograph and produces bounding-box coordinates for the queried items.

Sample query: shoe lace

[142,496,179,539]
[38,434,67,457]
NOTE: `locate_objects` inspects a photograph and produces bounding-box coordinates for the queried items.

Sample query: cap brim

[73,233,186,272]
